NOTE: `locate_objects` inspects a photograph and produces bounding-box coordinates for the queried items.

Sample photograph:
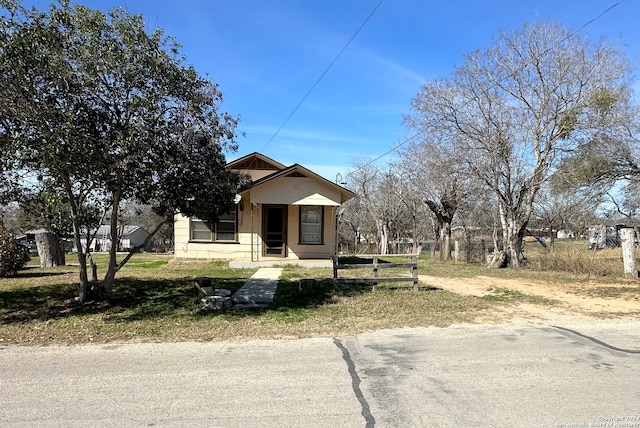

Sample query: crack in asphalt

[333,338,376,428]
[552,326,640,354]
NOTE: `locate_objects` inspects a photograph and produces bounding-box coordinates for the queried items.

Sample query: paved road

[1,322,639,427]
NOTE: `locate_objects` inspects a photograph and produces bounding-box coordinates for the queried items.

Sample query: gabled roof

[226,152,286,171]
[240,163,356,204]
[91,225,149,238]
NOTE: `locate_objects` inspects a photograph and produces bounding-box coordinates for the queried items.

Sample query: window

[190,210,237,242]
[299,206,323,244]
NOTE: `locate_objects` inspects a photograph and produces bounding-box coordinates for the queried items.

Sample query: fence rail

[332,250,420,290]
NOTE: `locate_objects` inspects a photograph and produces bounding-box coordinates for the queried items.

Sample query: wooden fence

[332,250,420,290]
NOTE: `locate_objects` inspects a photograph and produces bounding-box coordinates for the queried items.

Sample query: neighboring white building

[80,225,151,252]
[556,230,575,239]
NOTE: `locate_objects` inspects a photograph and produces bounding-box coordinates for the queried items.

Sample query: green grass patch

[481,287,559,306]
[123,259,170,269]
[575,286,640,299]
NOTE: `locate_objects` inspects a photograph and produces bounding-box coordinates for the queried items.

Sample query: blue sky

[26,0,640,181]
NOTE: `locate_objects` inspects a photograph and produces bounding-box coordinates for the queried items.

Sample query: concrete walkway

[231,267,282,307]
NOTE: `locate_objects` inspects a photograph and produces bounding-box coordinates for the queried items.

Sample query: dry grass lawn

[0,254,490,345]
[1,241,638,346]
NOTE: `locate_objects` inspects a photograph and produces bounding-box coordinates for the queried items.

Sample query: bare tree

[397,138,474,260]
[345,163,423,254]
[530,187,599,250]
[386,167,430,254]
[342,164,385,253]
[406,21,634,268]
[552,105,640,221]
[337,194,376,253]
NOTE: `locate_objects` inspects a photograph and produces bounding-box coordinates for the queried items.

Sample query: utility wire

[345,0,625,180]
[260,0,385,153]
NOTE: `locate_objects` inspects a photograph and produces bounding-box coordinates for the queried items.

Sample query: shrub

[0,224,30,277]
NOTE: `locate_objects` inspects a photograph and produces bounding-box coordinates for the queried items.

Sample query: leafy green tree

[0,223,29,277]
[0,1,243,302]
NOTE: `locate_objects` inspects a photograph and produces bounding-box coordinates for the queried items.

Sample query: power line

[350,132,423,175]
[260,0,385,153]
[345,0,625,180]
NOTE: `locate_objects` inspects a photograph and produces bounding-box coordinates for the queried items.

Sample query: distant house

[174,152,356,261]
[556,230,575,239]
[587,221,639,250]
[79,225,151,252]
[17,229,74,254]
[16,229,47,255]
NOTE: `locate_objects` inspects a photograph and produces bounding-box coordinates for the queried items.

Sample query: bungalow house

[79,225,152,253]
[174,152,356,261]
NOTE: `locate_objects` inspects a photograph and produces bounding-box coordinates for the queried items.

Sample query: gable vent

[285,171,307,178]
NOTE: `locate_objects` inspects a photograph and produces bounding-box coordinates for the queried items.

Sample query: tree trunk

[430,218,439,259]
[506,221,527,268]
[101,189,122,298]
[488,205,508,268]
[35,232,65,267]
[489,213,527,268]
[379,223,389,255]
[440,222,452,261]
[465,229,473,263]
[62,175,89,304]
[508,235,524,268]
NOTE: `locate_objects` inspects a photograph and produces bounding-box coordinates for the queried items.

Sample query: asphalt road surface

[1,322,639,427]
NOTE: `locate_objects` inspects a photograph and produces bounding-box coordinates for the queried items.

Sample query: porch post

[251,202,254,262]
[251,203,259,262]
[334,206,339,256]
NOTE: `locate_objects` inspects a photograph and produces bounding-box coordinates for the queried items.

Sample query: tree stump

[35,232,65,267]
[299,279,317,294]
[487,251,508,269]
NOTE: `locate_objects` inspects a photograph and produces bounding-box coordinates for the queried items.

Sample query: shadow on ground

[1,272,436,325]
[9,266,75,279]
[0,276,248,324]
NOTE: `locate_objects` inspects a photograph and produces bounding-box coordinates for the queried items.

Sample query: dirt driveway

[420,275,640,324]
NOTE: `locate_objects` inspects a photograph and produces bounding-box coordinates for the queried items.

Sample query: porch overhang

[291,193,340,206]
[246,192,341,206]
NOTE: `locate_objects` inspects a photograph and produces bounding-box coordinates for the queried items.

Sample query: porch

[228,258,333,268]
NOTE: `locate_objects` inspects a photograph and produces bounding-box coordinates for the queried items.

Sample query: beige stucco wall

[250,177,341,206]
[234,168,277,182]
[287,205,337,259]
[174,199,257,260]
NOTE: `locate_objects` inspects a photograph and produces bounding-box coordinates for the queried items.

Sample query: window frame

[190,209,238,243]
[298,205,324,245]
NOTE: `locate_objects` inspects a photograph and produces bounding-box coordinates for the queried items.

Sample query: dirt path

[420,275,640,324]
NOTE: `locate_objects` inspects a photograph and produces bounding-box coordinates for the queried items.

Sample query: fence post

[332,255,338,290]
[620,227,638,279]
[372,255,378,291]
[412,253,418,290]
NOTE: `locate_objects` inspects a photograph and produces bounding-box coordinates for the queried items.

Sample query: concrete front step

[231,268,282,305]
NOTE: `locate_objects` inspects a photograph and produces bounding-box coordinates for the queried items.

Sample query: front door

[263,205,287,257]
